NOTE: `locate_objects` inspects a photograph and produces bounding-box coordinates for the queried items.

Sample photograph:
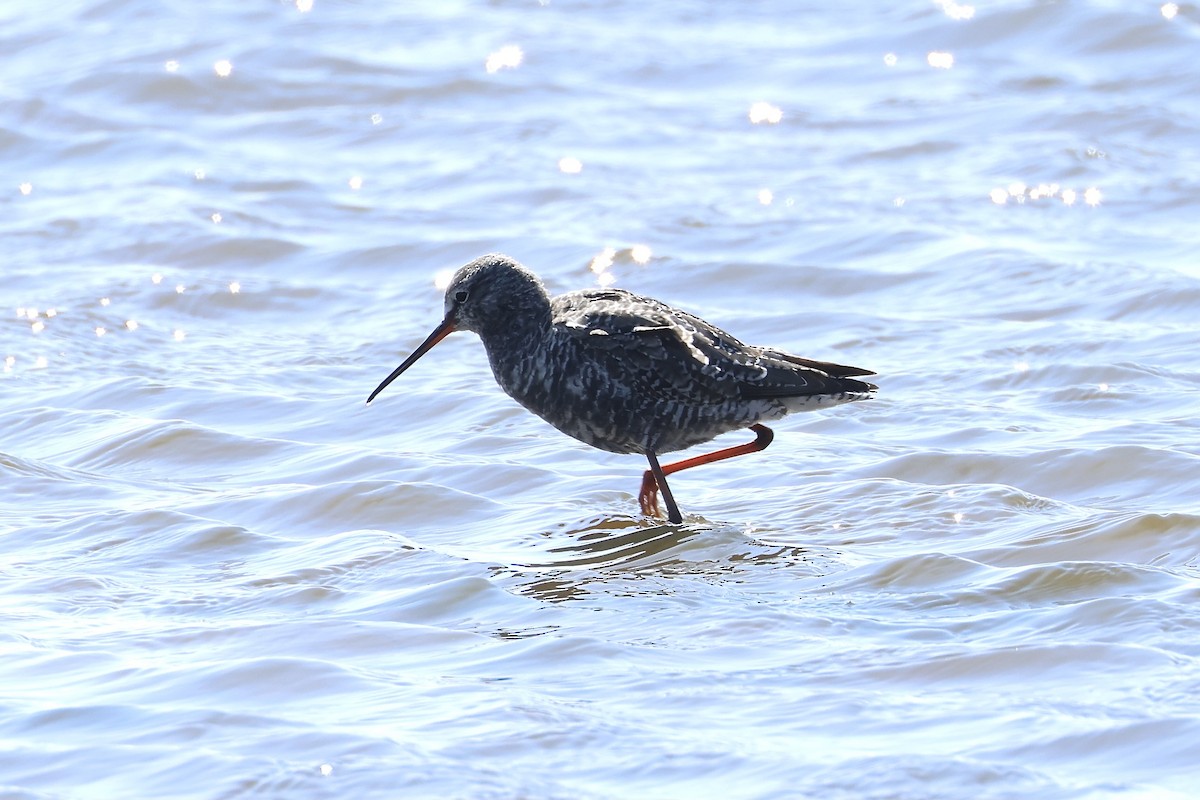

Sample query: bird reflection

[499,514,820,603]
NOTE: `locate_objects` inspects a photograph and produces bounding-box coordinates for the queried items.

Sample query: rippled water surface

[4,1,1200,798]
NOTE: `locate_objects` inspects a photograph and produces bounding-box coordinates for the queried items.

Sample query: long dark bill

[366,314,457,404]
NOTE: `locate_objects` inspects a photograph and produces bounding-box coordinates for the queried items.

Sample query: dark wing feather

[553,288,876,401]
[553,289,750,401]
[737,348,878,399]
[774,353,876,378]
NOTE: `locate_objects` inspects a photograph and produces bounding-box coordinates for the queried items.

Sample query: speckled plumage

[368,253,877,522]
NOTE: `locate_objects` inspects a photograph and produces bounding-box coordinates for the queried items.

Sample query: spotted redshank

[367,254,876,523]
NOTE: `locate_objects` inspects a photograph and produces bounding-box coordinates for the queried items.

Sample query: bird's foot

[638,470,662,517]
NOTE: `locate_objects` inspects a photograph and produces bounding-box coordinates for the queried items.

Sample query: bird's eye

[454,290,469,303]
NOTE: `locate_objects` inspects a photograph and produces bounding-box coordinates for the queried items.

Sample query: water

[3,0,1200,797]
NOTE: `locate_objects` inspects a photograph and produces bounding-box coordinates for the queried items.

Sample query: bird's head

[366,254,548,404]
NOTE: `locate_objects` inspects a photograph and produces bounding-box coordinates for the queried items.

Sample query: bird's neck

[478,291,553,392]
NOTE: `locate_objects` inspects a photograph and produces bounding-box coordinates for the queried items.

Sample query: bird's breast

[482,332,780,455]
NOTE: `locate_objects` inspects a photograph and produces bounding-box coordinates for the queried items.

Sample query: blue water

[3,1,1200,798]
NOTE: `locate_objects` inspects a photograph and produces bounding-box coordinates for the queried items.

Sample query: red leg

[638,424,775,521]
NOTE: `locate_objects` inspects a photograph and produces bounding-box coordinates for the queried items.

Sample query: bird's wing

[552,289,874,400]
[770,353,876,379]
[553,289,752,397]
[739,349,878,399]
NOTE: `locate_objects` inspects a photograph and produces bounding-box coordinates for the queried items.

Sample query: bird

[367,254,876,524]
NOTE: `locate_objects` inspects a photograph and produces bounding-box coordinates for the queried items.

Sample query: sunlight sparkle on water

[19,183,32,195]
[194,169,206,181]
[164,60,180,73]
[173,329,186,342]
[319,764,333,777]
[433,269,455,291]
[34,356,47,369]
[1028,183,1059,200]
[100,298,111,307]
[152,273,163,285]
[296,0,314,11]
[630,245,652,264]
[884,53,898,67]
[589,247,616,274]
[214,60,233,78]
[939,1,975,20]
[927,52,954,69]
[748,102,783,124]
[758,188,774,205]
[348,176,363,190]
[176,284,186,294]
[229,282,241,294]
[1162,3,1178,19]
[990,183,1096,207]
[558,157,583,174]
[370,113,382,125]
[95,327,106,337]
[590,248,618,287]
[31,321,45,334]
[485,45,523,74]
[125,320,138,331]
